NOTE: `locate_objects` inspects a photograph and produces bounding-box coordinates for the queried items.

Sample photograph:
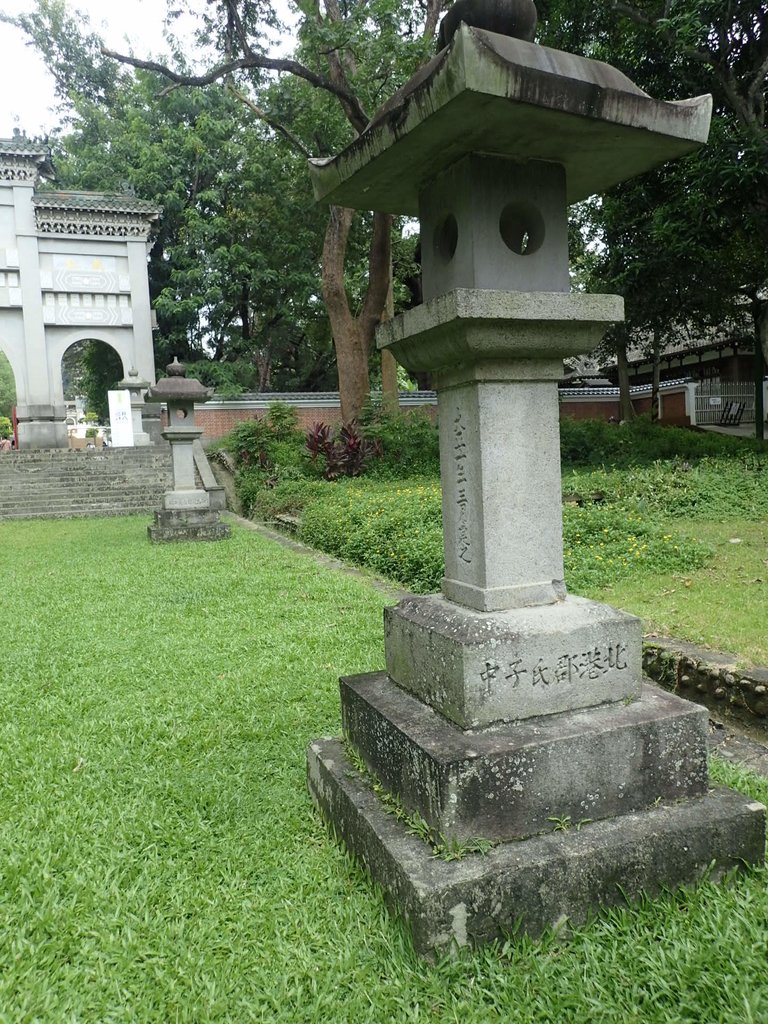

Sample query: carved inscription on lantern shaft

[454,410,472,565]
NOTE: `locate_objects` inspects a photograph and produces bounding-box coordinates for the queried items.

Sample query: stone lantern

[306,2,764,956]
[145,358,230,542]
[117,367,151,446]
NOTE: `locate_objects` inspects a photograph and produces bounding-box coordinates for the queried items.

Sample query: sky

[0,0,295,139]
[0,1,173,137]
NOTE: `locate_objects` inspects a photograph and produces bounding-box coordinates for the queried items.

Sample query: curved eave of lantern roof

[308,25,712,214]
[32,190,161,240]
[145,377,213,404]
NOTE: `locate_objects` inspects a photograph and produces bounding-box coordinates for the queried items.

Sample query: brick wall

[172,383,692,444]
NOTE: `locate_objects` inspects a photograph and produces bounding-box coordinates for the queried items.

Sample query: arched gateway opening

[0,135,159,449]
[62,338,124,445]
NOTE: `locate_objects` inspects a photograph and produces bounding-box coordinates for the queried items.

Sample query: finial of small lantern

[166,357,186,377]
[437,0,537,50]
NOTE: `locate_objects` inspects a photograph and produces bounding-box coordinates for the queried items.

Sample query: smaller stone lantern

[145,358,230,542]
[117,367,151,446]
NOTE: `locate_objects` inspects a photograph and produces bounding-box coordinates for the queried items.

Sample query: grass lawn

[586,519,768,666]
[0,516,767,1023]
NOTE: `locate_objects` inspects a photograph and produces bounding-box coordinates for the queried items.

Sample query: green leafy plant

[305,420,382,480]
[360,405,440,479]
[221,403,311,498]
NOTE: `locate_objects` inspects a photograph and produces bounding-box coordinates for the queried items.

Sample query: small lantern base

[148,508,231,543]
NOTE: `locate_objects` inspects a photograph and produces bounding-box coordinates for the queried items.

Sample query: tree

[540,0,768,428]
[7,0,342,391]
[97,0,446,421]
[61,341,123,422]
[0,352,16,420]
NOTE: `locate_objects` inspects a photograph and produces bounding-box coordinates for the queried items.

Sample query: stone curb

[643,637,768,740]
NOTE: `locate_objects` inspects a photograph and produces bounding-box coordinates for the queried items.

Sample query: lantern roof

[308,25,711,215]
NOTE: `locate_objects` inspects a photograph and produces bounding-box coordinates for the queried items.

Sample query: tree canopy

[540,0,768,422]
[6,0,768,425]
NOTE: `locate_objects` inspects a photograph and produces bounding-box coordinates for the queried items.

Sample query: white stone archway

[0,135,160,448]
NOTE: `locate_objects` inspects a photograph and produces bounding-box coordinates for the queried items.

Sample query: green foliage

[0,351,16,419]
[562,502,710,591]
[218,403,314,503]
[0,415,12,439]
[360,405,440,479]
[61,342,122,422]
[296,477,709,594]
[566,452,768,523]
[237,477,329,521]
[231,414,767,593]
[10,4,335,388]
[539,0,768,389]
[299,480,445,592]
[559,415,764,468]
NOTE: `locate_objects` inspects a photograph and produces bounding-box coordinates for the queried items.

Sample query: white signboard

[108,390,134,447]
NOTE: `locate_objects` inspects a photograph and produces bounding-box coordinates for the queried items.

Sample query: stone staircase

[0,447,174,520]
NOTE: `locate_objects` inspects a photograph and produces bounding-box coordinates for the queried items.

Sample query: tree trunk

[753,294,768,440]
[650,327,662,423]
[380,271,399,414]
[615,328,635,421]
[321,205,392,423]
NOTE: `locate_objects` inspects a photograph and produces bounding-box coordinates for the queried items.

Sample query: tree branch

[224,0,256,60]
[612,2,717,67]
[226,85,311,157]
[100,46,370,127]
[422,0,446,42]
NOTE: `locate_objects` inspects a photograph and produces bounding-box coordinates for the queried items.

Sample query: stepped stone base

[341,674,709,843]
[308,737,766,957]
[148,508,230,543]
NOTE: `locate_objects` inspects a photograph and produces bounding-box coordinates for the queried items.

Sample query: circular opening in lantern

[499,202,545,256]
[434,213,458,263]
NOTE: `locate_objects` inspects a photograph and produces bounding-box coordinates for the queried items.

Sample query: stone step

[0,447,173,520]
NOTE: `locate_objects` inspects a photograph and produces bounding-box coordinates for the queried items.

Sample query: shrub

[306,421,382,479]
[0,415,11,439]
[563,453,768,522]
[295,479,709,595]
[299,480,444,591]
[559,414,762,468]
[238,477,328,520]
[360,406,440,479]
[219,403,312,498]
[562,502,710,591]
